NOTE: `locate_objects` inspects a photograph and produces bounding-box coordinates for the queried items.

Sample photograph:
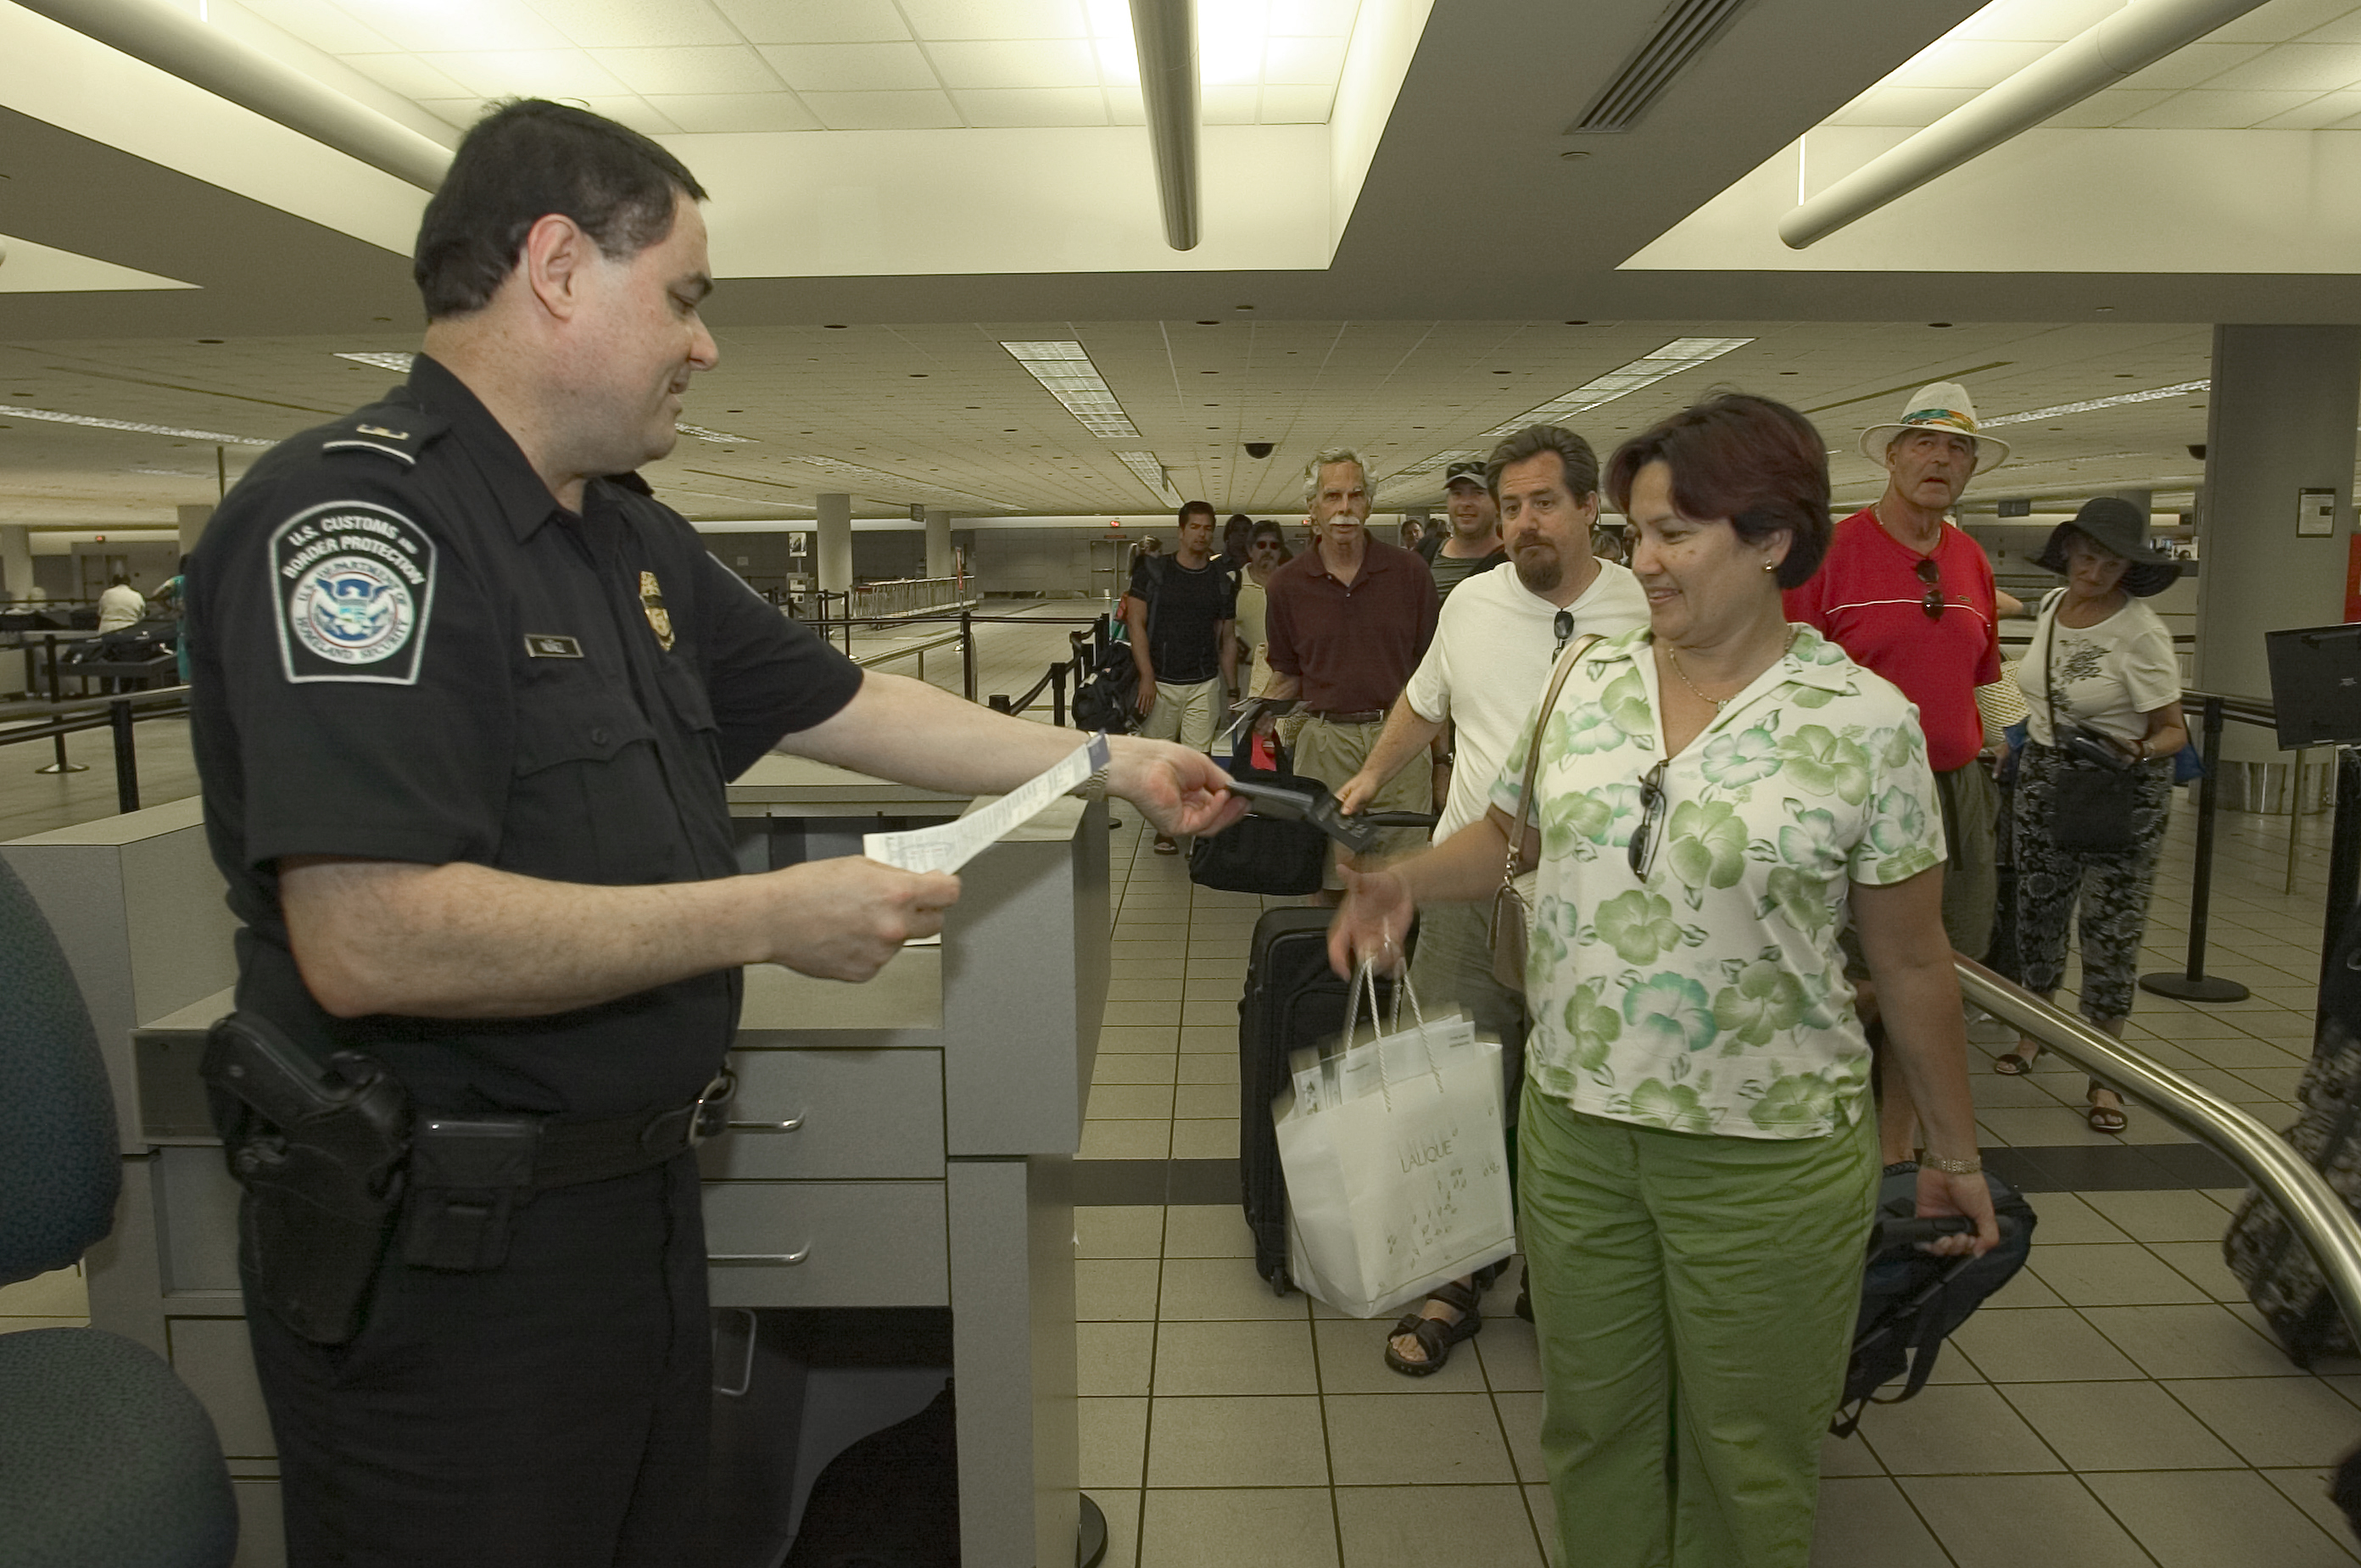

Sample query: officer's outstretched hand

[763,858,962,981]
[1108,737,1251,839]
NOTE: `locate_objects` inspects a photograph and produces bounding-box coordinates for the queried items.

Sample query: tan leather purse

[1488,634,1599,991]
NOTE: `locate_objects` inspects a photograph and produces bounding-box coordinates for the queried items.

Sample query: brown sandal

[1383,1281,1483,1377]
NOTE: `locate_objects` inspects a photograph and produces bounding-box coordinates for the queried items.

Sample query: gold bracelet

[1923,1154,1983,1176]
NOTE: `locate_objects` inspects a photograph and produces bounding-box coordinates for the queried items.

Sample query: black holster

[202,1013,411,1347]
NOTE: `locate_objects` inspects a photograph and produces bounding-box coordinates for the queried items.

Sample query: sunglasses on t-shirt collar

[1914,558,1944,621]
[1553,609,1575,656]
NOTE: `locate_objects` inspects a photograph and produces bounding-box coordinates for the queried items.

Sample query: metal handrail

[1956,956,2361,1342]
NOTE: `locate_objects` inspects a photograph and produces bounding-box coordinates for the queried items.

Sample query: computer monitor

[2264,622,2361,749]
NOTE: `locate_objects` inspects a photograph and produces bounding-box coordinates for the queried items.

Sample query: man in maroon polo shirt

[1263,447,1440,885]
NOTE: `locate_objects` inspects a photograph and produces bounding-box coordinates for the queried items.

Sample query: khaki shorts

[1142,676,1223,751]
[1292,714,1432,881]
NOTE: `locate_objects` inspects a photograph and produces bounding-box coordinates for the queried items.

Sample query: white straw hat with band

[1859,381,2012,472]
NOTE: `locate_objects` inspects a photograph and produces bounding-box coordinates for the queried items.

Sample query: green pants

[1518,1086,1877,1568]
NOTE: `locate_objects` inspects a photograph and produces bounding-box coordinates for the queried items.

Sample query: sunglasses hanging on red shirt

[1914,558,1944,621]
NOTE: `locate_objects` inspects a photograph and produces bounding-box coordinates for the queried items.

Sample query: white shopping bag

[1275,965,1515,1320]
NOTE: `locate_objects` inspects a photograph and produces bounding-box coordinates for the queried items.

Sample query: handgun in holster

[201,1013,411,1347]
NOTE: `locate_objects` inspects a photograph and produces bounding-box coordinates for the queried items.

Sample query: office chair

[0,857,237,1568]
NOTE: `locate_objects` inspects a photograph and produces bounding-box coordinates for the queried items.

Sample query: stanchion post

[960,609,976,703]
[1052,661,1069,728]
[42,633,60,701]
[109,697,139,813]
[37,728,87,775]
[2141,695,2249,1002]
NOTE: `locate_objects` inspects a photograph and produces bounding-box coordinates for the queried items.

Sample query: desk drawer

[701,1048,943,1180]
[702,1180,946,1308]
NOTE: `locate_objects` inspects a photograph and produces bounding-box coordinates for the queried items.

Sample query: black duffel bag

[1189,737,1327,897]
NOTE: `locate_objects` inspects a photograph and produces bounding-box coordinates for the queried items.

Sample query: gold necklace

[1665,629,1796,711]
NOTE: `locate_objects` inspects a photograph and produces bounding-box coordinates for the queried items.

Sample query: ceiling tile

[758,41,939,91]
[1263,34,1346,84]
[1266,0,1360,34]
[237,0,397,54]
[348,0,568,53]
[1885,37,2053,90]
[533,0,740,48]
[798,88,965,128]
[709,0,908,43]
[416,95,501,130]
[2256,84,2361,122]
[951,86,1109,126]
[643,92,822,131]
[1105,84,1146,123]
[1202,83,1259,124]
[1258,83,1334,122]
[2116,42,2273,89]
[2194,41,2361,91]
[896,0,1090,40]
[420,47,628,98]
[924,38,1101,89]
[591,45,782,95]
[2301,6,2361,41]
[339,53,477,102]
[2114,86,2325,126]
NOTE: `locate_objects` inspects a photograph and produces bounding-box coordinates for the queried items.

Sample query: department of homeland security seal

[271,500,437,684]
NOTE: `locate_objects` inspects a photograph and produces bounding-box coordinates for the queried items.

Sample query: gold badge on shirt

[639,571,674,651]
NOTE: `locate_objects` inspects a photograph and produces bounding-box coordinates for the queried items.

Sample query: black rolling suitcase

[2224,908,2361,1364]
[1238,907,1405,1294]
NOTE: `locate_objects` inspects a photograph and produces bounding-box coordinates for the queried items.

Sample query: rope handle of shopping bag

[1499,634,1602,901]
[1337,947,1444,1113]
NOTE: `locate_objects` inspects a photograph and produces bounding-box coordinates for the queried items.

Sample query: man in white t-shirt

[1336,422,1649,1375]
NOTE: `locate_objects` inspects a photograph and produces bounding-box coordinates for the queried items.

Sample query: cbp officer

[187,98,1242,1568]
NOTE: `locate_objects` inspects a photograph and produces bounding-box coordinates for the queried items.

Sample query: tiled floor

[9,604,2361,1565]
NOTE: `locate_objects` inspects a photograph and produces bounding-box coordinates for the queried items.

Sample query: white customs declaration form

[862,732,1111,877]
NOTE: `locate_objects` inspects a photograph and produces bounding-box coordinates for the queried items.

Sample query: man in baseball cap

[1783,381,2011,1161]
[1416,458,1510,601]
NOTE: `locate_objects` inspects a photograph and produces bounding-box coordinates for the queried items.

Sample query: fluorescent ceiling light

[1,405,273,445]
[1113,449,1178,503]
[1981,381,2211,427]
[1001,340,1141,439]
[1481,337,1755,439]
[338,353,751,443]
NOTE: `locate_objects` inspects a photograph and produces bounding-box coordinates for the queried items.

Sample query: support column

[0,525,30,599]
[176,504,214,559]
[2193,326,2361,764]
[815,493,853,595]
[924,506,953,580]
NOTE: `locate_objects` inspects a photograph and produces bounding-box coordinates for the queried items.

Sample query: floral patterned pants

[2012,743,2173,1022]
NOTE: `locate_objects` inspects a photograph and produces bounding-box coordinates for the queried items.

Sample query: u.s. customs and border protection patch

[639,570,675,651]
[270,500,437,684]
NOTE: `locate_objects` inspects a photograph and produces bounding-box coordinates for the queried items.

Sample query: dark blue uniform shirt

[189,354,862,1119]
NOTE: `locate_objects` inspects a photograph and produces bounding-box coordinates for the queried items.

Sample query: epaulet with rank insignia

[320,407,451,469]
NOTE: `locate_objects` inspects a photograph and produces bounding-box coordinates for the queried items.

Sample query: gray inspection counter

[3,759,1110,1568]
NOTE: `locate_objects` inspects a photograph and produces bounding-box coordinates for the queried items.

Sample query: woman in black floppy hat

[1993,497,2186,1133]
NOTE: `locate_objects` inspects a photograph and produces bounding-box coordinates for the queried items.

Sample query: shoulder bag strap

[1501,633,1602,891]
[2039,588,2066,743]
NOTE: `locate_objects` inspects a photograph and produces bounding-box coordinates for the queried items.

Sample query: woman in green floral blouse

[1330,394,1996,1568]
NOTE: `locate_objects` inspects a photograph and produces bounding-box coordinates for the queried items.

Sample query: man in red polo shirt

[1784,380,2008,1158]
[1263,447,1439,884]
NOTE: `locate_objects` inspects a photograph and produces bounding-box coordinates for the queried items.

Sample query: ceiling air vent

[1566,0,1755,134]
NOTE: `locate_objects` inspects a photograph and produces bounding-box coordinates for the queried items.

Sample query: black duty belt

[1309,709,1387,725]
[526,1071,737,1189]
